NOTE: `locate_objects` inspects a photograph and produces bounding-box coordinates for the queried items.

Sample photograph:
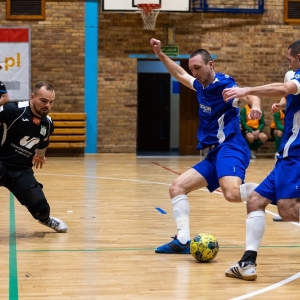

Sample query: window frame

[284,0,300,23]
[6,0,45,20]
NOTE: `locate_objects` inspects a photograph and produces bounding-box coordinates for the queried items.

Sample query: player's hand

[150,38,162,54]
[222,87,249,102]
[271,103,282,113]
[252,130,260,138]
[248,107,262,120]
[32,154,46,169]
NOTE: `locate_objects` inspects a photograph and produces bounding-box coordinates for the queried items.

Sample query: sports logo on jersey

[19,136,40,149]
[22,118,29,122]
[32,117,41,125]
[200,103,211,113]
[40,125,47,136]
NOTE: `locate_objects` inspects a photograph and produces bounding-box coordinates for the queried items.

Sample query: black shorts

[0,163,44,204]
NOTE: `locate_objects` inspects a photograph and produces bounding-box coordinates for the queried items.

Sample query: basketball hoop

[137,4,161,31]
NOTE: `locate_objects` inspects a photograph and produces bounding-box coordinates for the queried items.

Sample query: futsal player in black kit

[0,81,68,232]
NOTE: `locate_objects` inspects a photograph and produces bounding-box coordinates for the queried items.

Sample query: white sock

[240,183,259,202]
[246,211,266,251]
[172,195,190,244]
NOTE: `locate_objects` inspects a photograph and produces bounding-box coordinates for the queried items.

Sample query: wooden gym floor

[1,154,300,299]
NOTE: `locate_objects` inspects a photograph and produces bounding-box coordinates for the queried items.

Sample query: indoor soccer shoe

[39,216,68,233]
[273,215,284,221]
[225,261,257,281]
[155,235,191,254]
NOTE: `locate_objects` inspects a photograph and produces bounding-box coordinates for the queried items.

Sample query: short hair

[288,39,300,57]
[33,81,55,94]
[190,49,213,64]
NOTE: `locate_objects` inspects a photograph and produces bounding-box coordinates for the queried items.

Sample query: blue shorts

[192,139,250,192]
[255,156,300,205]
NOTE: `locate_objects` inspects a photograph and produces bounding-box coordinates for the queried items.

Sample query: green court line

[9,193,18,300]
[16,244,300,253]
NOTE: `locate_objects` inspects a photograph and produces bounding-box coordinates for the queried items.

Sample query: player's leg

[216,142,258,203]
[10,169,68,233]
[277,198,300,221]
[225,171,275,280]
[155,161,211,254]
[275,157,300,222]
[20,184,68,233]
[171,169,207,241]
[219,176,259,203]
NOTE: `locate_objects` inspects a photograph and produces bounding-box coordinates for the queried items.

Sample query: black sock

[239,250,257,263]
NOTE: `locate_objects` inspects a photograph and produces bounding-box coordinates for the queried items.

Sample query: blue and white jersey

[191,72,241,150]
[279,69,300,158]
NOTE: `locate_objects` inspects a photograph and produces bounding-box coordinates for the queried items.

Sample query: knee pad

[27,199,50,221]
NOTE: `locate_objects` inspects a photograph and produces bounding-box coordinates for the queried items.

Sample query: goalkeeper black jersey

[0,101,54,168]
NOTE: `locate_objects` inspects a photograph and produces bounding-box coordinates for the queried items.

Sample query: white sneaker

[39,216,68,233]
[273,215,284,221]
[225,261,257,281]
[250,150,256,159]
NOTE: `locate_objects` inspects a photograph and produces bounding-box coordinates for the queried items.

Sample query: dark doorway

[179,60,199,155]
[137,73,170,152]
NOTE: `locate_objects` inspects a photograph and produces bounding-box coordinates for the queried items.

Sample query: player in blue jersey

[0,81,68,233]
[222,39,300,280]
[150,38,262,254]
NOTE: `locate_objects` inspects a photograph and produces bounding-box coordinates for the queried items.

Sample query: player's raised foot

[39,216,68,233]
[155,235,190,254]
[225,261,257,281]
[273,215,284,221]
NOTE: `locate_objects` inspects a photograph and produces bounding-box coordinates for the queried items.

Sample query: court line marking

[16,244,300,253]
[9,192,18,300]
[33,170,300,299]
[229,272,300,300]
[38,173,223,195]
[155,207,167,214]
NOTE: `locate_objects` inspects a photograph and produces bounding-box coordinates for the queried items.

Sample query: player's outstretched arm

[230,94,262,120]
[244,95,262,120]
[150,38,193,89]
[271,97,286,113]
[223,81,298,102]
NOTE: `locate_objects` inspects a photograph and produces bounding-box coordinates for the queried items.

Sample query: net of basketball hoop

[137,3,161,31]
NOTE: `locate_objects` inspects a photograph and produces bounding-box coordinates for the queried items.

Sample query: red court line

[151,162,181,175]
[151,161,223,193]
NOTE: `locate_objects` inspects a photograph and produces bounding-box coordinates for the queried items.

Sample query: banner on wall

[0,28,31,101]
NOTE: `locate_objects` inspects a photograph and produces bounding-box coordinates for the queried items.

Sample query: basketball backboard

[102,0,190,12]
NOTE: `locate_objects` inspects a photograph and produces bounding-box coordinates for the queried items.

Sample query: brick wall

[98,57,137,153]
[0,0,85,113]
[0,0,298,154]
[99,0,299,154]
